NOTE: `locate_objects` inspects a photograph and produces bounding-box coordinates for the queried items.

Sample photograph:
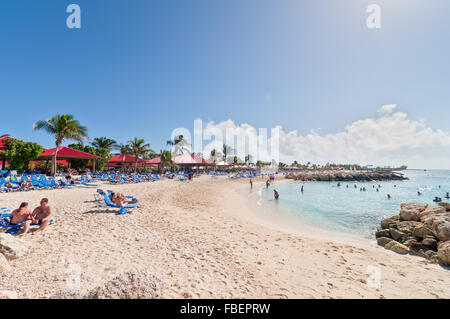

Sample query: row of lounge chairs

[0,175,75,192]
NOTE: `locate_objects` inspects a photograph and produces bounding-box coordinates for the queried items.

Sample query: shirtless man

[9,202,32,225]
[22,198,52,235]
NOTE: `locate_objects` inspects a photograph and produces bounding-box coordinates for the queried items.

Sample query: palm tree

[34,114,87,176]
[167,135,190,154]
[209,148,221,162]
[222,144,233,162]
[127,138,154,171]
[90,137,118,151]
[119,143,131,155]
[158,150,177,173]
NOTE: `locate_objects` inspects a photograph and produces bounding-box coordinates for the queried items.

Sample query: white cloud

[195,106,450,168]
[377,104,397,114]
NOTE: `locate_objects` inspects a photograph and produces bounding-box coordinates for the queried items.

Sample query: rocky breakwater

[285,170,407,182]
[376,202,450,265]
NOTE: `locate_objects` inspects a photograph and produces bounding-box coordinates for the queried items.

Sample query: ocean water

[258,170,450,238]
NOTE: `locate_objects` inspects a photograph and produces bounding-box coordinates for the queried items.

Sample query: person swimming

[387,194,391,199]
[273,189,279,200]
[446,192,450,199]
[418,191,422,196]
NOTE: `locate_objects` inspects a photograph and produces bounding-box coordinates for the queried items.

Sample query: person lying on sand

[21,198,52,235]
[9,202,33,225]
[20,180,32,188]
[5,181,19,189]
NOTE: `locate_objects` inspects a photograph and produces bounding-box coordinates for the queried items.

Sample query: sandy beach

[0,175,449,299]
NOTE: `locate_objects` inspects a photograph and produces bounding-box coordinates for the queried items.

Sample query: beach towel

[0,214,54,234]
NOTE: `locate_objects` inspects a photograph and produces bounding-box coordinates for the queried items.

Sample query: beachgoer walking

[274,189,279,200]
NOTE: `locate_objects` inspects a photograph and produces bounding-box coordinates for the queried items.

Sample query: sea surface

[258,170,450,238]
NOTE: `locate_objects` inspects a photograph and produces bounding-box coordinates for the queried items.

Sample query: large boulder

[422,235,438,248]
[419,206,446,221]
[397,221,420,234]
[384,241,409,254]
[409,242,431,258]
[437,241,450,265]
[381,216,400,229]
[0,234,30,260]
[376,237,393,247]
[86,270,163,299]
[389,228,405,241]
[432,218,450,242]
[438,202,450,211]
[399,203,428,221]
[375,229,391,238]
[412,223,434,238]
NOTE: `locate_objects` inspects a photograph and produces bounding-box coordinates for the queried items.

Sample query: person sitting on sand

[274,189,279,200]
[9,202,32,225]
[21,198,52,235]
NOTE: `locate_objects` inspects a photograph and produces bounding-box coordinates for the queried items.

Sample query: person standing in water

[387,194,391,199]
[300,185,304,193]
[274,189,279,200]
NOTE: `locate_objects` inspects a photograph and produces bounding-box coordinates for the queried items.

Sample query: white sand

[0,175,449,299]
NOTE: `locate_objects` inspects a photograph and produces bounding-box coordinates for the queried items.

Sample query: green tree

[2,139,43,172]
[127,138,154,171]
[222,144,233,162]
[95,147,113,171]
[158,150,177,173]
[90,137,118,151]
[34,114,88,176]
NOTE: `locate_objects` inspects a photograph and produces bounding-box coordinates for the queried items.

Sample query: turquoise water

[259,170,450,238]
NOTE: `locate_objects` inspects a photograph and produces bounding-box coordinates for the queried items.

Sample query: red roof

[109,154,145,163]
[145,157,161,164]
[0,136,15,149]
[173,153,215,165]
[38,147,101,160]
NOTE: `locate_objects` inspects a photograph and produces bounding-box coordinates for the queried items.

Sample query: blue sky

[1,0,449,167]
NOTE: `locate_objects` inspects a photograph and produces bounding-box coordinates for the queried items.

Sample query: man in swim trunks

[9,202,32,225]
[22,198,52,235]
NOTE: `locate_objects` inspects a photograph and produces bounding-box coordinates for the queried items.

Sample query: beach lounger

[102,194,137,215]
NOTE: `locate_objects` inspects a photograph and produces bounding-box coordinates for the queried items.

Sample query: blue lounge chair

[102,194,137,215]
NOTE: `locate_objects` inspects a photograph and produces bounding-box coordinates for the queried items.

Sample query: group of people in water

[249,175,280,200]
[6,198,52,235]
